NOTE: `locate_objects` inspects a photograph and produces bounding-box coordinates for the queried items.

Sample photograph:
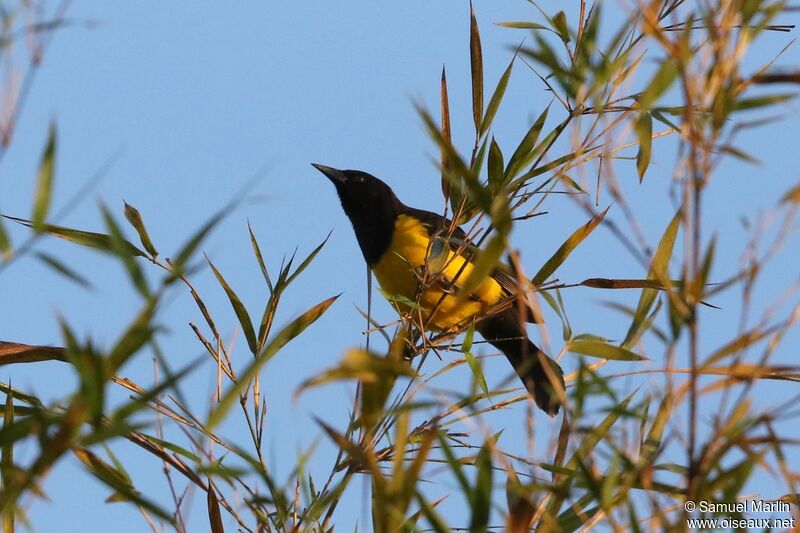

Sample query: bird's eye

[355,175,365,183]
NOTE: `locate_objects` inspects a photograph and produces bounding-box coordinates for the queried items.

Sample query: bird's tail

[477,310,565,416]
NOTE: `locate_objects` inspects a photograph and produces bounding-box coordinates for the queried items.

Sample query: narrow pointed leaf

[469,1,483,134]
[551,11,570,43]
[32,124,57,232]
[123,202,158,257]
[207,483,225,533]
[622,209,681,348]
[208,295,339,429]
[487,137,505,193]
[35,252,92,288]
[635,112,652,181]
[207,257,258,354]
[567,339,647,361]
[2,215,145,257]
[480,55,514,135]
[1,388,13,533]
[505,107,549,181]
[638,60,678,110]
[470,442,493,532]
[0,341,66,365]
[532,207,609,286]
[440,66,453,203]
[0,219,11,261]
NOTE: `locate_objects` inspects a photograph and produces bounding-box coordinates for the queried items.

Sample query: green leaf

[32,123,57,232]
[297,348,416,393]
[171,210,226,275]
[496,21,549,30]
[504,106,549,181]
[551,11,570,43]
[635,112,652,182]
[35,252,92,289]
[108,298,157,374]
[456,231,506,298]
[532,207,609,286]
[732,93,795,112]
[101,204,150,298]
[638,59,678,110]
[2,388,14,533]
[469,1,484,134]
[73,448,172,521]
[2,215,145,257]
[462,326,489,396]
[0,218,11,261]
[285,231,331,287]
[567,339,647,361]
[480,55,514,135]
[469,442,493,532]
[247,221,272,291]
[208,295,339,429]
[487,137,505,194]
[123,202,158,257]
[440,66,453,204]
[207,256,258,354]
[622,208,681,348]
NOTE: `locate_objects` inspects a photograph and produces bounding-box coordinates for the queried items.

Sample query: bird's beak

[312,163,347,185]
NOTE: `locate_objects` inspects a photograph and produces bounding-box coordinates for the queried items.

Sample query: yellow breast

[371,214,503,331]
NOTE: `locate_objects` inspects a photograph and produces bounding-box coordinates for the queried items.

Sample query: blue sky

[2,1,799,531]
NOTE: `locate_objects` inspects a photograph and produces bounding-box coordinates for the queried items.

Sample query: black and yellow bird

[313,164,565,416]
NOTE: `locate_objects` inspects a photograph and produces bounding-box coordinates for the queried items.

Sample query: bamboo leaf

[247,221,273,291]
[35,252,92,289]
[580,278,682,290]
[73,448,172,521]
[704,326,778,367]
[208,295,339,429]
[480,55,514,135]
[638,59,678,110]
[440,66,453,203]
[0,341,66,365]
[296,348,416,394]
[207,256,258,354]
[207,483,225,533]
[621,209,681,348]
[469,441,493,532]
[551,11,570,43]
[532,207,609,286]
[123,202,158,257]
[285,231,331,287]
[32,123,57,232]
[0,219,11,261]
[2,388,14,533]
[2,215,145,257]
[487,137,505,194]
[456,232,506,298]
[505,107,549,181]
[101,204,150,298]
[462,326,489,397]
[635,112,652,182]
[469,1,484,134]
[496,21,549,31]
[567,339,648,361]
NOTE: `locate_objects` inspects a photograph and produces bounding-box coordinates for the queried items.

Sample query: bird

[313,164,565,416]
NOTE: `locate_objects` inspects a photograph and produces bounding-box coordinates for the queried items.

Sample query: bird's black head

[313,164,401,266]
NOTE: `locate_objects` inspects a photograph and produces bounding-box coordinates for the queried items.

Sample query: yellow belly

[372,214,503,331]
